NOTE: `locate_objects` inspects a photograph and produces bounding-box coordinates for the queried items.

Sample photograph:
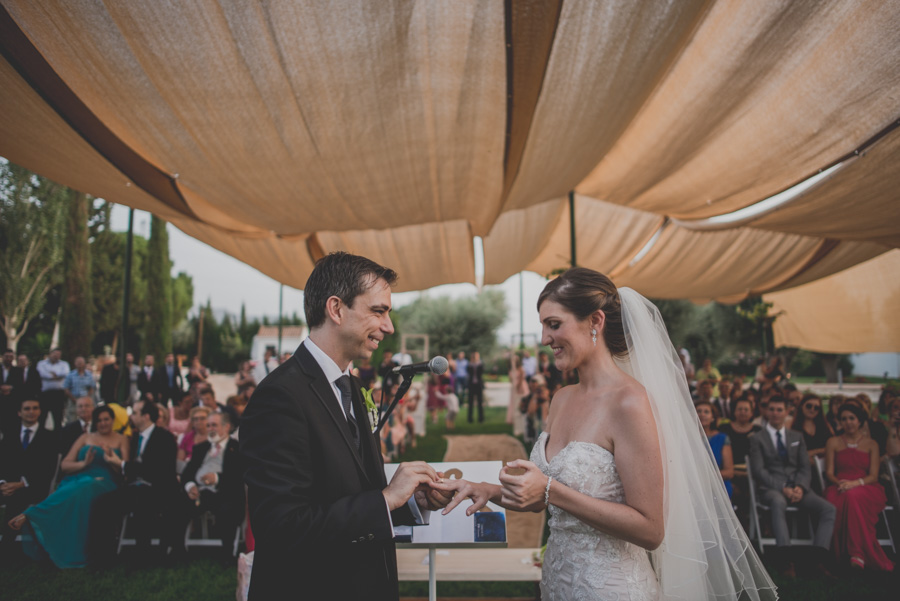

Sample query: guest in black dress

[791,393,833,462]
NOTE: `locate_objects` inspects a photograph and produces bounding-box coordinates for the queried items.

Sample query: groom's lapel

[295,346,370,483]
[350,378,385,486]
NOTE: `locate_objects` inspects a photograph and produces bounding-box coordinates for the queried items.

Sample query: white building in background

[850,353,900,378]
[250,326,307,363]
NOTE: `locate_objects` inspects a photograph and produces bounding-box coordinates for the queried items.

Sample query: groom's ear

[324,295,344,325]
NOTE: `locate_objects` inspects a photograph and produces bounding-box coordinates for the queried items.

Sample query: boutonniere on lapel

[360,387,378,433]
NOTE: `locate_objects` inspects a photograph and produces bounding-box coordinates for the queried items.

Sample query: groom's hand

[383,461,441,511]
[415,471,454,511]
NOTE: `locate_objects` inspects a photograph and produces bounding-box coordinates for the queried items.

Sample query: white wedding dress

[532,431,660,601]
[527,287,776,600]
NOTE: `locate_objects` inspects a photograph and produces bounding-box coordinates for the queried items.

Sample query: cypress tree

[145,215,172,360]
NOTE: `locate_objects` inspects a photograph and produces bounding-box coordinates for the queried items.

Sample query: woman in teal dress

[7,405,129,568]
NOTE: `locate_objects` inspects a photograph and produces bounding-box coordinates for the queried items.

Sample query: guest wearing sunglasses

[791,393,834,462]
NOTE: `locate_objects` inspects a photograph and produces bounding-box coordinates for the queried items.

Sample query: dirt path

[442,434,545,549]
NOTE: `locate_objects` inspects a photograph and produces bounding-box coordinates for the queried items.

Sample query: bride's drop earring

[591,329,597,346]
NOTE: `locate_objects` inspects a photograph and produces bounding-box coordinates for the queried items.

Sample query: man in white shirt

[36,349,69,430]
[252,347,279,385]
[180,412,243,557]
[59,396,94,457]
[241,252,452,600]
[749,396,835,578]
[521,349,537,380]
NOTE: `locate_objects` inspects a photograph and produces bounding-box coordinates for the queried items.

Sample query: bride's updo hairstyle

[537,268,628,358]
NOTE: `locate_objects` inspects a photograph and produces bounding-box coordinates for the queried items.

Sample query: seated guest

[719,397,761,528]
[877,389,897,421]
[719,398,762,467]
[825,395,846,434]
[835,397,889,457]
[180,412,244,556]
[854,394,889,457]
[199,385,240,429]
[693,378,714,405]
[695,358,722,397]
[791,394,833,461]
[0,398,59,560]
[168,392,193,438]
[177,406,211,472]
[716,378,735,420]
[156,403,170,429]
[1,349,21,438]
[234,361,255,394]
[696,401,733,498]
[886,397,900,463]
[823,403,894,571]
[749,396,835,577]
[6,405,125,568]
[59,396,95,457]
[226,394,248,420]
[63,357,94,424]
[100,400,181,561]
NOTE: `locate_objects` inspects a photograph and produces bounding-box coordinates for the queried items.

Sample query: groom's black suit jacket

[241,342,416,601]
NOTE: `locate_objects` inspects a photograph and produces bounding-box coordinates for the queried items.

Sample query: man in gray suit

[749,395,835,577]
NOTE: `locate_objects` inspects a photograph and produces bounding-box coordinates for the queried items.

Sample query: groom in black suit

[241,252,451,601]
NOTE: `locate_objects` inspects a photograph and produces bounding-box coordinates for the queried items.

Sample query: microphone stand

[375,375,413,435]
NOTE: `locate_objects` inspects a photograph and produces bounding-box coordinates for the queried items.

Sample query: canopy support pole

[116,208,134,404]
[568,190,577,267]
[278,284,284,356]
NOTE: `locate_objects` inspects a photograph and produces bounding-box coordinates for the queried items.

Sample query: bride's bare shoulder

[610,377,653,419]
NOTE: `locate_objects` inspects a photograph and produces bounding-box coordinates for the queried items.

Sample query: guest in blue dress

[696,401,734,498]
[7,405,130,568]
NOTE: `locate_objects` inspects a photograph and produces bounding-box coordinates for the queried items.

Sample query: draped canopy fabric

[765,250,900,354]
[0,1,898,349]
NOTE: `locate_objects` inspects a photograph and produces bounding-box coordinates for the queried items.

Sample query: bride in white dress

[433,268,776,600]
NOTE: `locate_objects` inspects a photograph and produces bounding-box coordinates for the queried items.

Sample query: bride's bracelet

[544,475,553,507]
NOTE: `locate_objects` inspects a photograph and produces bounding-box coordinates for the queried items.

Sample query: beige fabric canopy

[765,250,900,354]
[0,1,898,349]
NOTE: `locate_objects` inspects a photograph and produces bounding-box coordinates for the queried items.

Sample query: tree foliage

[0,161,67,353]
[394,290,507,358]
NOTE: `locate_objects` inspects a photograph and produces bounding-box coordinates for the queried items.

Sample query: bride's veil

[615,287,778,600]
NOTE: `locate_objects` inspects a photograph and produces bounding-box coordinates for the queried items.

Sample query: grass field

[3,406,898,599]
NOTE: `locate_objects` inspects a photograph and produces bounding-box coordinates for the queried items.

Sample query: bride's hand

[429,478,499,516]
[499,459,548,512]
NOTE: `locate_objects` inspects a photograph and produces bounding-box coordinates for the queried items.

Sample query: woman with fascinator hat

[433,268,777,600]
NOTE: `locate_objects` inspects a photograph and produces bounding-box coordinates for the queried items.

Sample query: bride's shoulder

[610,377,652,418]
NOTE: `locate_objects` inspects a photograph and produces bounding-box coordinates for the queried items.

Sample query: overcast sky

[110,205,548,347]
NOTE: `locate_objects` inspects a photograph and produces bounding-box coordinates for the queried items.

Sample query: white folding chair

[745,455,814,555]
[184,510,243,556]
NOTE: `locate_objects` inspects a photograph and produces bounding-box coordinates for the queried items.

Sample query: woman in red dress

[824,402,894,571]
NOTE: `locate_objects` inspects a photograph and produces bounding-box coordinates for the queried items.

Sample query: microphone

[391,356,449,376]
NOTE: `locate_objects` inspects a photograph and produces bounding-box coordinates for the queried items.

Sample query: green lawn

[4,408,898,599]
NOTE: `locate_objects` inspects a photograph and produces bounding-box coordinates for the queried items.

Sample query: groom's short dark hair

[304,252,397,329]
